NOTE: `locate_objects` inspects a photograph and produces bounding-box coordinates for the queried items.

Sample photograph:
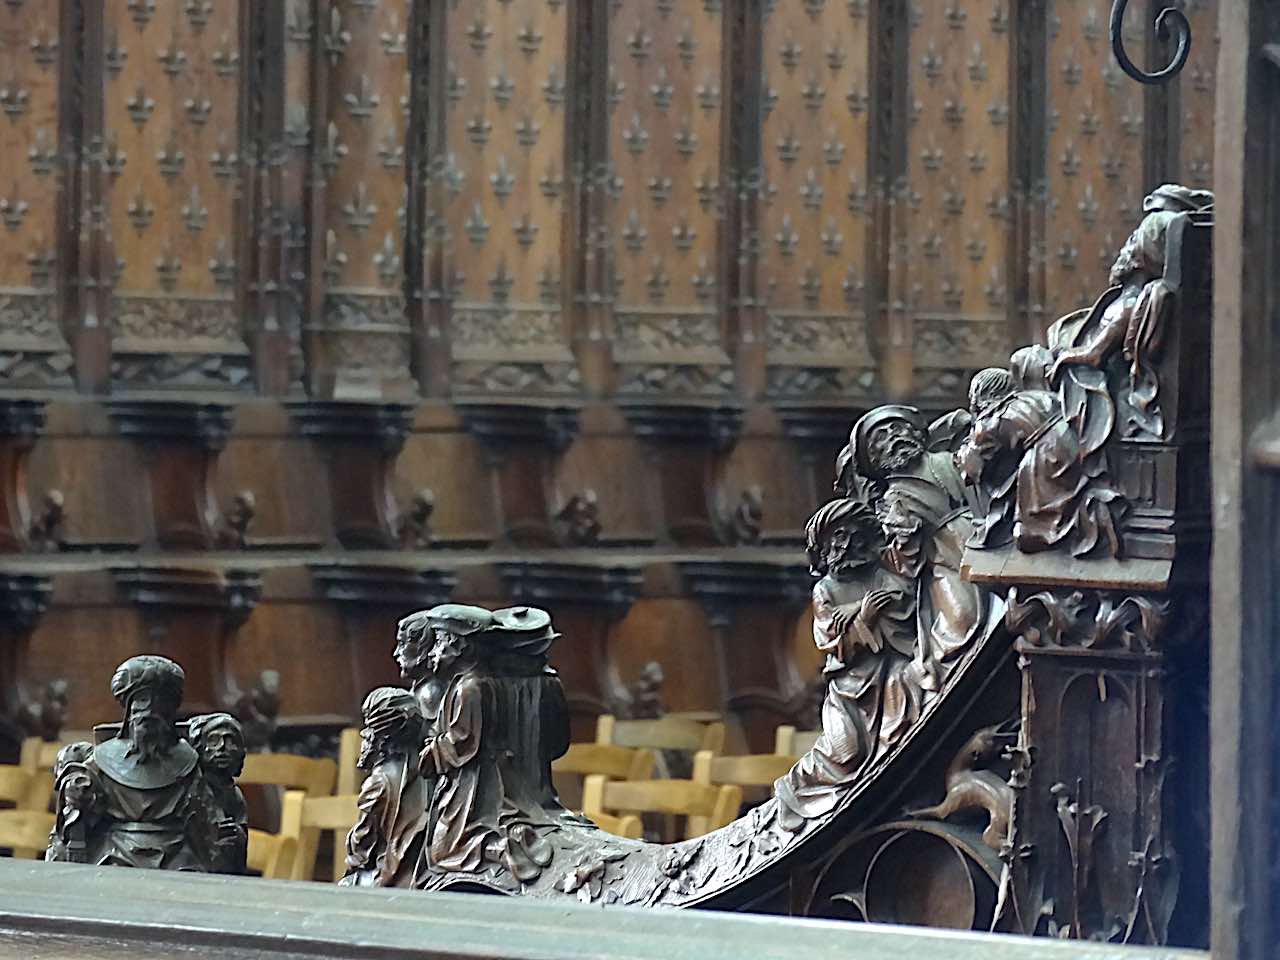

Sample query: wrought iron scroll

[1110,1,1191,85]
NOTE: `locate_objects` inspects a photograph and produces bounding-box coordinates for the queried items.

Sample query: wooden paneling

[759,0,876,401]
[0,0,72,386]
[608,0,731,397]
[101,0,251,389]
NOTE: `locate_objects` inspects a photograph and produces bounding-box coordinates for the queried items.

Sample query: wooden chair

[246,828,298,880]
[239,753,338,798]
[19,738,66,775]
[583,810,643,840]
[0,767,55,859]
[552,742,656,782]
[581,774,741,840]
[692,749,797,790]
[0,810,54,859]
[595,714,726,754]
[336,728,364,797]
[774,725,822,757]
[278,789,360,882]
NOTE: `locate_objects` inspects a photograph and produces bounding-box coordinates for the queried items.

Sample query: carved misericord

[46,656,247,874]
[322,185,1206,946]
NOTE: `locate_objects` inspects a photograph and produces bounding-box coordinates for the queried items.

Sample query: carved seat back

[278,790,360,882]
[0,765,52,812]
[18,738,66,775]
[336,728,364,797]
[581,775,741,840]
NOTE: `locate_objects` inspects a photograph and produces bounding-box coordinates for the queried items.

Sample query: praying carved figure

[1048,183,1214,443]
[776,498,924,829]
[957,348,1129,557]
[188,712,248,875]
[341,687,429,888]
[850,406,1000,683]
[47,656,226,872]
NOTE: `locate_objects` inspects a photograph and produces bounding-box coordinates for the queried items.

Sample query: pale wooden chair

[774,725,822,757]
[553,742,657,782]
[692,749,797,790]
[19,738,66,775]
[0,810,54,859]
[583,810,643,840]
[278,789,359,882]
[336,728,364,797]
[581,773,741,840]
[246,827,298,880]
[0,767,55,859]
[595,714,726,754]
[239,753,338,799]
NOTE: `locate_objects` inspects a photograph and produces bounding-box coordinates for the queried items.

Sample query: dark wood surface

[1209,3,1280,960]
[0,859,1207,960]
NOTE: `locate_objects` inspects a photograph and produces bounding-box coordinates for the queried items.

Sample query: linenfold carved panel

[102,0,252,389]
[760,0,875,399]
[608,0,731,396]
[0,1,72,386]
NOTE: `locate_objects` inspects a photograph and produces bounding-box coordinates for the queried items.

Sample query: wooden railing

[0,859,1205,960]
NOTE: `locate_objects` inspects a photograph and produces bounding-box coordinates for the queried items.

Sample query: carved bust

[45,655,240,873]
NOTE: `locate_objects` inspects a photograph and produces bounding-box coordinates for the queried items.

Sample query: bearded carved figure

[46,656,233,872]
[342,687,429,888]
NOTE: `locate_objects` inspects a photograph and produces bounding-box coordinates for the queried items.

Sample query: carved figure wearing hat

[47,655,219,871]
[342,687,429,887]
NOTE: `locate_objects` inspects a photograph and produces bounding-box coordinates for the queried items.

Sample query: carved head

[1010,345,1054,391]
[188,712,246,780]
[805,498,884,577]
[111,656,184,759]
[357,686,424,770]
[396,605,493,682]
[852,406,928,481]
[968,368,1015,417]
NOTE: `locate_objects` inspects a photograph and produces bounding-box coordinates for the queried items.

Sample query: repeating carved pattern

[905,0,1012,379]
[315,0,415,397]
[0,1,72,385]
[1177,0,1216,190]
[102,0,250,387]
[442,0,572,395]
[608,0,732,395]
[760,0,875,398]
[1043,0,1147,317]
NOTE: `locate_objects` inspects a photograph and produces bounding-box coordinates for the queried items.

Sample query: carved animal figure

[913,724,1016,850]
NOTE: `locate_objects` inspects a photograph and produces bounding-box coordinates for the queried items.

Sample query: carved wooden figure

[46,656,243,874]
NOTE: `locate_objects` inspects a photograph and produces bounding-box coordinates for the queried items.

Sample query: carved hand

[828,603,861,637]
